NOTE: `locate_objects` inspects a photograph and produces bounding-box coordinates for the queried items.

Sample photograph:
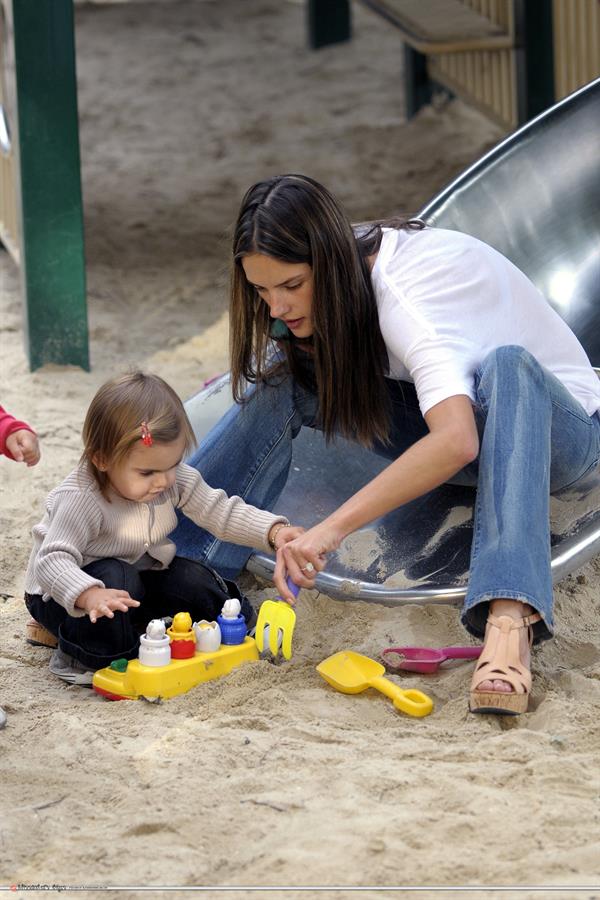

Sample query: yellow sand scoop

[317,650,434,717]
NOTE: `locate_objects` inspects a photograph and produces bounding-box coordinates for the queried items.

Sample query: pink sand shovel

[382,644,482,675]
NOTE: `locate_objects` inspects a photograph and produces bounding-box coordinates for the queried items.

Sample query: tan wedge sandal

[469,611,541,715]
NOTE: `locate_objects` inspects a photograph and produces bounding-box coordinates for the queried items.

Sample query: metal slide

[184,78,600,604]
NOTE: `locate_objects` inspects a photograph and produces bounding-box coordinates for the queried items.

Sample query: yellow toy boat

[92,637,259,701]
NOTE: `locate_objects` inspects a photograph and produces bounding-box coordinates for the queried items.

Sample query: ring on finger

[301,562,315,574]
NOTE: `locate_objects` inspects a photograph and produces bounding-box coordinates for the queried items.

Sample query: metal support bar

[307,0,352,50]
[514,0,555,125]
[403,45,437,119]
[10,0,89,370]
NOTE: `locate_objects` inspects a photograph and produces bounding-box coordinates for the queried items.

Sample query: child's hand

[6,429,41,466]
[75,586,140,624]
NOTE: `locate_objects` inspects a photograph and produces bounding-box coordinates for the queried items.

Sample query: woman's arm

[275,394,478,599]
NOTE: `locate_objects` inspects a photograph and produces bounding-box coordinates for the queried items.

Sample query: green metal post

[11,0,89,370]
[307,0,351,50]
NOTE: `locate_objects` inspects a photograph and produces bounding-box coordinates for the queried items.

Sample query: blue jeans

[173,346,600,642]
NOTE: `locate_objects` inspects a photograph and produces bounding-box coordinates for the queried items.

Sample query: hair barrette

[141,421,153,446]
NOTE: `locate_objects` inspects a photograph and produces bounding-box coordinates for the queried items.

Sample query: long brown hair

[230,173,422,447]
[81,371,196,497]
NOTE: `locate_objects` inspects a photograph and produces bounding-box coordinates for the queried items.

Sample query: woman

[174,174,600,715]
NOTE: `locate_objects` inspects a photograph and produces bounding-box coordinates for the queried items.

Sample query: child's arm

[33,491,113,616]
[0,406,40,465]
[177,464,301,553]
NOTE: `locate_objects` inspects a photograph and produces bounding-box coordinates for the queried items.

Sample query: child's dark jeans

[25,556,255,671]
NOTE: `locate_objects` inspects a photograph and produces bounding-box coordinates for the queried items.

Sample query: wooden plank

[359,0,514,53]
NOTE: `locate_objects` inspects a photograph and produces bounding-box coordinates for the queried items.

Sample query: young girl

[25,371,301,685]
[172,173,600,716]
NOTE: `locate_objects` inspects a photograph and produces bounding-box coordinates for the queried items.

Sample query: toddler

[24,372,300,685]
[1,404,41,728]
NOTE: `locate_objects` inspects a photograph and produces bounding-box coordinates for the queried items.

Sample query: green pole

[307,0,351,50]
[11,0,89,370]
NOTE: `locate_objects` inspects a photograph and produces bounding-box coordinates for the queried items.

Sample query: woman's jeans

[173,346,600,642]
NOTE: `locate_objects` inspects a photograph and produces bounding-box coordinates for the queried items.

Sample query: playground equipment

[184,78,600,606]
[308,1,599,131]
[0,0,88,370]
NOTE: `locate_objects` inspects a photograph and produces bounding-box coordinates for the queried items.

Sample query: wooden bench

[358,0,513,55]
[308,0,555,128]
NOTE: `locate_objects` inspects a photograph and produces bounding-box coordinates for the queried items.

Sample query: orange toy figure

[167,612,196,658]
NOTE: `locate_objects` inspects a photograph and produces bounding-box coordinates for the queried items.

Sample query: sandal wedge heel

[469,611,541,715]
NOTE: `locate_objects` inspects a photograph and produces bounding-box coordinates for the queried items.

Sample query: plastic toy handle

[285,576,300,600]
[371,675,434,718]
[440,646,482,660]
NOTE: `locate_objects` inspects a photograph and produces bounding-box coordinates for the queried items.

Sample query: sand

[1,1,600,896]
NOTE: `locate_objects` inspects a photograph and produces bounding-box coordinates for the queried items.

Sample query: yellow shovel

[255,578,299,661]
[317,650,434,717]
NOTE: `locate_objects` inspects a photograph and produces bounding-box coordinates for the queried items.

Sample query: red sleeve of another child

[0,405,35,459]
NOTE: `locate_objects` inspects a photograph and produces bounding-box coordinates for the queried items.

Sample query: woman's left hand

[273,520,344,601]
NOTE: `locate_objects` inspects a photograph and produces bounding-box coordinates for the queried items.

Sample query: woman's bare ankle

[489,598,533,620]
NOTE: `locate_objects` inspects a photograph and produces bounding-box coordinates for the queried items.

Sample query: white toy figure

[193,620,222,652]
[220,597,241,619]
[139,618,171,667]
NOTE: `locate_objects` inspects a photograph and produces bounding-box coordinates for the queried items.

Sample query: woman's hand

[75,586,140,624]
[273,519,345,601]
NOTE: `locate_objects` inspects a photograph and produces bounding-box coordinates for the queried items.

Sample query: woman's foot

[469,599,541,715]
[477,599,532,693]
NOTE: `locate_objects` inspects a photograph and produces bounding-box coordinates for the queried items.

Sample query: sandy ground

[1,1,600,896]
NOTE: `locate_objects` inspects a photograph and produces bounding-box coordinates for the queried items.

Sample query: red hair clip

[141,422,153,446]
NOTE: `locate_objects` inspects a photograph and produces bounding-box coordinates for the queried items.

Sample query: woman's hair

[81,371,196,496]
[230,173,423,447]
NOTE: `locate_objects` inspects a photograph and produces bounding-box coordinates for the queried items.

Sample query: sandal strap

[487,611,541,631]
[471,612,540,696]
